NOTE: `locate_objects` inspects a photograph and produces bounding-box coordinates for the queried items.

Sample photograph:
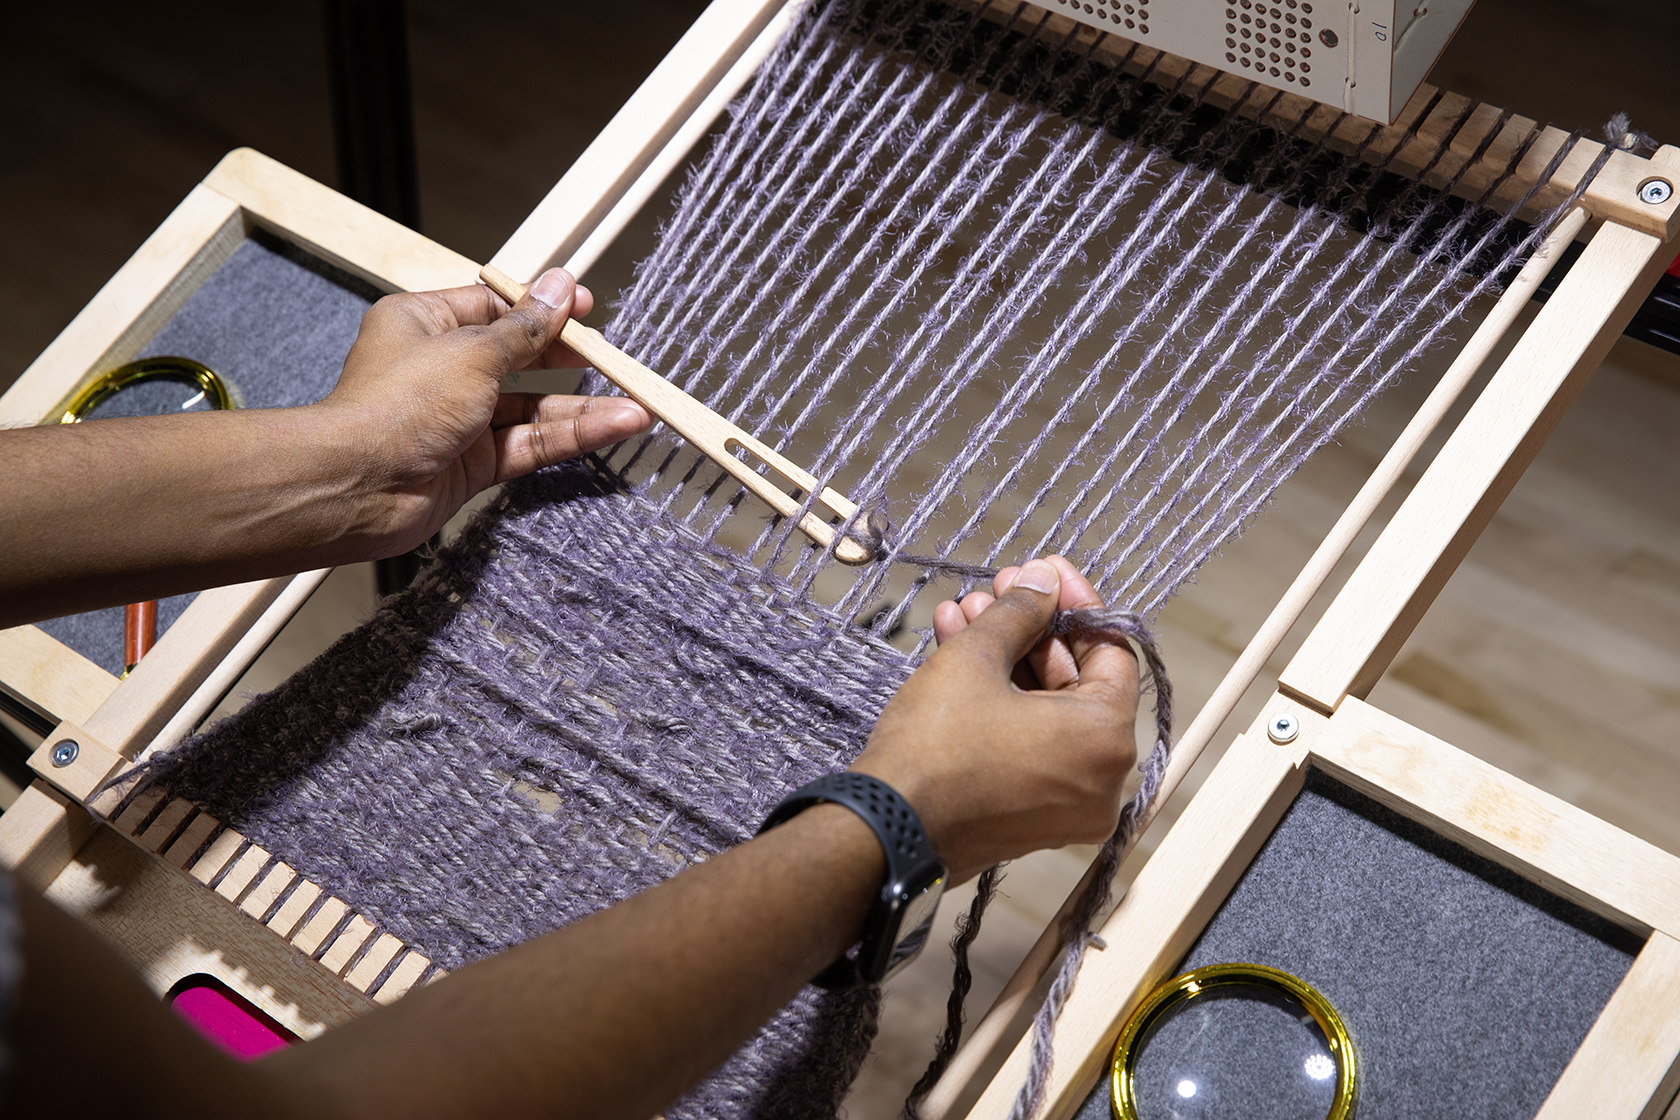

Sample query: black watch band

[759,772,948,990]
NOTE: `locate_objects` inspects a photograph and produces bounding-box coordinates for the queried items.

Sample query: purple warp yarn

[121,0,1644,1114]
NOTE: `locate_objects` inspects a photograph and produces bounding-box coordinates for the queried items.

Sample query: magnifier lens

[81,372,220,419]
[1129,983,1339,1119]
[58,358,236,425]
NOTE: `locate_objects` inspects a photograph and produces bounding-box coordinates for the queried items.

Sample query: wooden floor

[5,1,1680,1117]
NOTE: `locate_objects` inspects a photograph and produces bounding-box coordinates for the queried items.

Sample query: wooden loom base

[48,824,371,1041]
[966,695,1680,1120]
[3,0,1679,1110]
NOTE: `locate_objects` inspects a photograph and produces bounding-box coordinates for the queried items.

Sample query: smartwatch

[758,772,948,989]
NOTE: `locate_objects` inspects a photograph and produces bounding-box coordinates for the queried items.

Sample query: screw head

[1267,714,1299,744]
[1640,178,1673,205]
[50,739,79,768]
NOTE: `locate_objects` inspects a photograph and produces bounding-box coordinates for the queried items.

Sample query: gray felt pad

[1074,770,1639,1120]
[36,233,378,674]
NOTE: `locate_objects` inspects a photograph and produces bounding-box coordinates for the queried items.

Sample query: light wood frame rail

[5,0,1680,1111]
[0,147,482,1027]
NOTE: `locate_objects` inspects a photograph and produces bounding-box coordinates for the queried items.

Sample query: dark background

[3,0,1678,392]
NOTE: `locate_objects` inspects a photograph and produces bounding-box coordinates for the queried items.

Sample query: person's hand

[315,267,652,557]
[851,556,1138,880]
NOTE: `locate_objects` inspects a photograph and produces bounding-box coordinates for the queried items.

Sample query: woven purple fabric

[121,0,1620,1115]
[136,462,894,1118]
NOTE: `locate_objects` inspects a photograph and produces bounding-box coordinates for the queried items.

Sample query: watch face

[901,874,945,934]
[883,874,946,980]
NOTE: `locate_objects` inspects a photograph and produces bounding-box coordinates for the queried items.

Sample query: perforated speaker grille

[1226,0,1316,87]
[1049,0,1152,35]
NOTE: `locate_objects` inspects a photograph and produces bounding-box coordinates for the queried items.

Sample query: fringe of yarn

[905,863,1007,1114]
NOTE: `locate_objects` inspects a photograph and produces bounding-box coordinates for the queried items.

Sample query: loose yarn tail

[901,609,1173,1120]
[904,863,1007,1119]
[1007,609,1173,1120]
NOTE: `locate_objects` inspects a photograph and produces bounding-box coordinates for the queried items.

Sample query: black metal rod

[322,0,435,596]
[322,0,421,231]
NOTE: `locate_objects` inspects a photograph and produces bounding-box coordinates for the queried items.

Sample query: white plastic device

[1040,0,1478,124]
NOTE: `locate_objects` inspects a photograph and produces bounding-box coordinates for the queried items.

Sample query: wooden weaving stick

[479,265,875,566]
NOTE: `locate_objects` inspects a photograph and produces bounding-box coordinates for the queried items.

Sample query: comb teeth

[112,794,437,1004]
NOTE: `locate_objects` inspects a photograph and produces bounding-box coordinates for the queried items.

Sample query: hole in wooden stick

[724,437,838,521]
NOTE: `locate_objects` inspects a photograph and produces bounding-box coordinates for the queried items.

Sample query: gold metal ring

[54,357,237,424]
[51,356,237,679]
[1111,962,1356,1120]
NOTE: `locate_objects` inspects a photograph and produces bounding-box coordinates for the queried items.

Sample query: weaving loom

[3,1,1680,1118]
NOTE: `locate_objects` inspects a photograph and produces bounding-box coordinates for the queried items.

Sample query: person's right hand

[850,556,1138,881]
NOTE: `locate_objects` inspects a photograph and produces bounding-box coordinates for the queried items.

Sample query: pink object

[168,975,297,1060]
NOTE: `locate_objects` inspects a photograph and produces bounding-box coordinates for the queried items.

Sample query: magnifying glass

[55,357,239,675]
[1111,963,1356,1120]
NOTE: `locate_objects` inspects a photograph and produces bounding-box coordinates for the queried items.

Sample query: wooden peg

[478,265,875,565]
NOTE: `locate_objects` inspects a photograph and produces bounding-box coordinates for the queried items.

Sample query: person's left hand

[316,267,652,557]
[931,555,1107,690]
[851,556,1138,881]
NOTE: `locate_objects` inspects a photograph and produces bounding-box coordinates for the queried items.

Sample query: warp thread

[109,1,1647,1117]
[607,0,1553,646]
[992,114,1646,1120]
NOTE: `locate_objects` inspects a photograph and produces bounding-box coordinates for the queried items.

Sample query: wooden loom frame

[0,0,1677,1111]
[0,145,515,1033]
[0,0,800,1039]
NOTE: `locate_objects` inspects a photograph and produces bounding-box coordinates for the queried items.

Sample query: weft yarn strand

[116,4,1636,1119]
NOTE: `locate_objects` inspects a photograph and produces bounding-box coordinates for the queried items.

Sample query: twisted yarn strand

[122,5,1637,1118]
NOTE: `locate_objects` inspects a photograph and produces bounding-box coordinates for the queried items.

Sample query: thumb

[478,268,575,375]
[954,558,1060,676]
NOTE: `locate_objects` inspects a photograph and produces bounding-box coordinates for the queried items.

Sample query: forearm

[6,555,1140,1120]
[0,405,382,626]
[2,275,652,629]
[10,804,884,1120]
[262,802,882,1120]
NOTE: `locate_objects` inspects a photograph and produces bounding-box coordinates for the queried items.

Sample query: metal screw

[50,739,79,768]
[1267,714,1299,744]
[1640,179,1674,206]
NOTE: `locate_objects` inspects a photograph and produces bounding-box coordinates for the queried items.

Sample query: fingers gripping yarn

[903,609,1173,1119]
[120,0,1636,1116]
